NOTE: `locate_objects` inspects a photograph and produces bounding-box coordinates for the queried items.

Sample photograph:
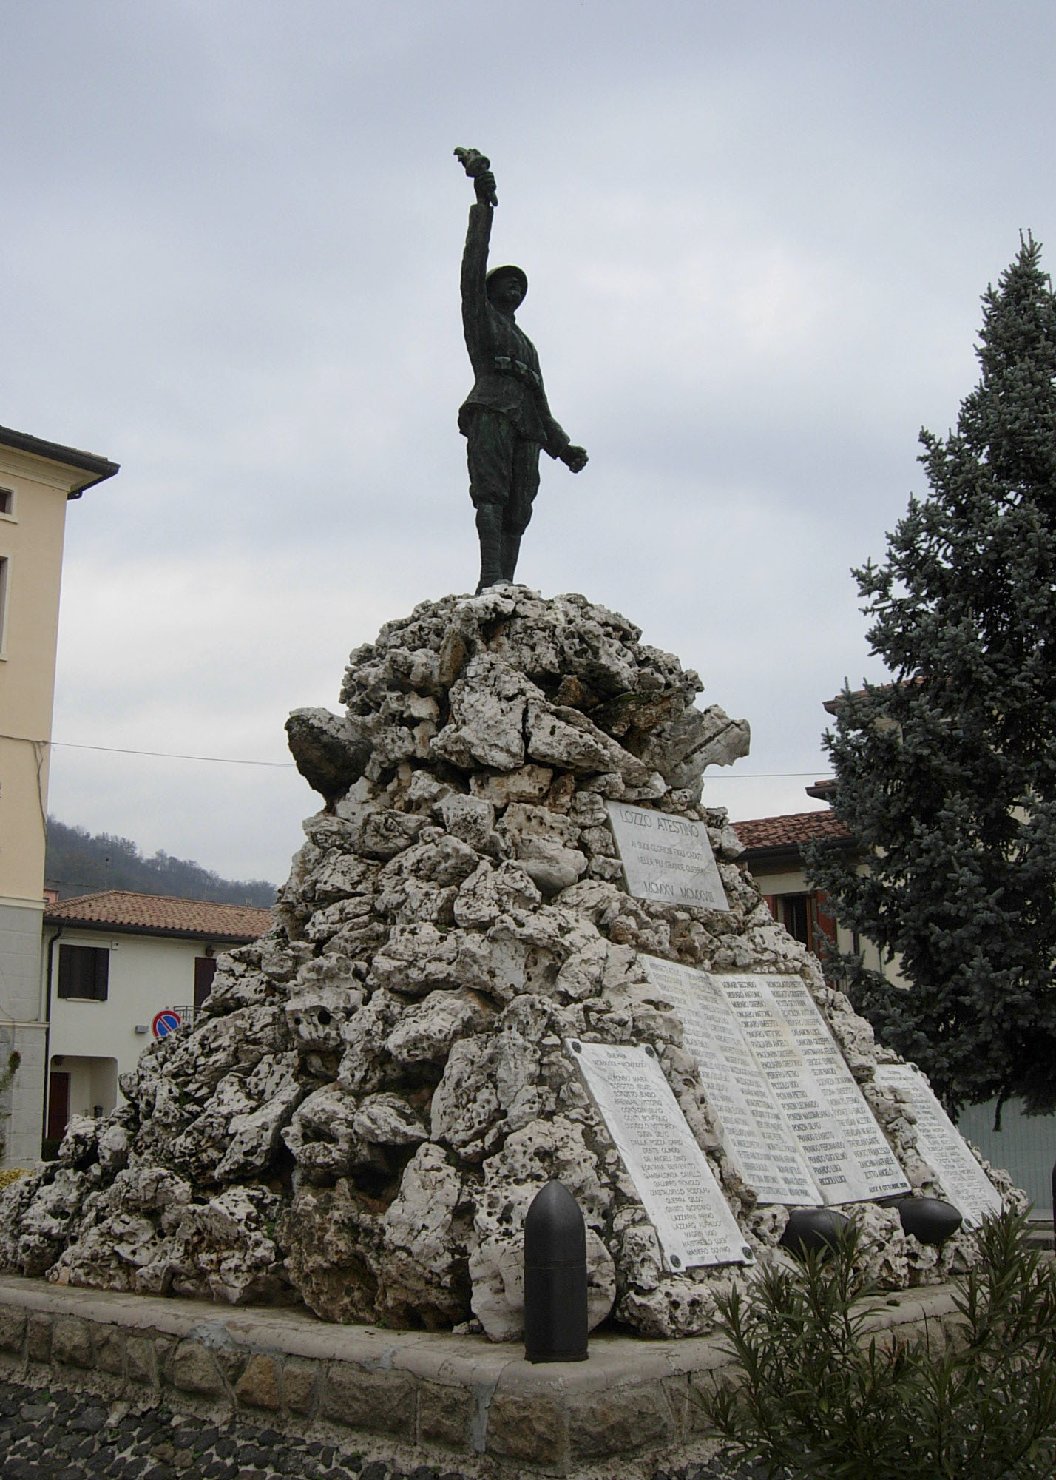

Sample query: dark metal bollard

[523,1180,588,1363]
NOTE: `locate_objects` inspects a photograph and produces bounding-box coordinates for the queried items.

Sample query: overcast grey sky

[5,1,1054,886]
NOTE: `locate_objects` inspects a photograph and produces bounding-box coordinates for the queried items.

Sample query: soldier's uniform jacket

[458,203,571,458]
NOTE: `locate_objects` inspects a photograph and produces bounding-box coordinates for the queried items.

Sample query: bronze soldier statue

[454,149,588,594]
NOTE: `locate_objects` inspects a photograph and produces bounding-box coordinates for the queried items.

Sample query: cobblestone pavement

[0,1378,770,1480]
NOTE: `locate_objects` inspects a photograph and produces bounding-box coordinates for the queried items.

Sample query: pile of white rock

[0,589,1017,1339]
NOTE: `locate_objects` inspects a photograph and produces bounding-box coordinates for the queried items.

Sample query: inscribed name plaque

[569,1039,751,1271]
[874,1064,1003,1227]
[718,975,910,1203]
[605,801,728,910]
[639,956,820,1205]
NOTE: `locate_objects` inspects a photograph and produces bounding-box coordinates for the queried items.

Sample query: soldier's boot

[475,506,504,594]
[500,531,521,583]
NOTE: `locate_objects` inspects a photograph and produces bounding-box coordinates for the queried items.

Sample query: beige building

[0,425,118,1164]
[42,891,272,1145]
[733,808,890,978]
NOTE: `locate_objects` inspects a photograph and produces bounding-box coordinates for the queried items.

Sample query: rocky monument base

[0,589,1017,1340]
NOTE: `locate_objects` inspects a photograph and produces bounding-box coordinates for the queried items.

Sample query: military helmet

[486,264,528,300]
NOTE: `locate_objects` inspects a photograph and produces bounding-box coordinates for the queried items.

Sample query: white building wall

[44,928,229,1125]
[53,1056,119,1124]
[748,861,899,981]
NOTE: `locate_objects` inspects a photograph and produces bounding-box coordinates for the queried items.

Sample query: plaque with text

[606,802,729,911]
[640,957,821,1205]
[874,1064,1003,1227]
[718,974,910,1203]
[569,1039,752,1271]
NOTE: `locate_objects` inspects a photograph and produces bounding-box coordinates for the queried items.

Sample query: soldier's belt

[494,355,542,390]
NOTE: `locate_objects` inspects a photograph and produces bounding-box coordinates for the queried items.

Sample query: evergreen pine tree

[808,236,1056,1119]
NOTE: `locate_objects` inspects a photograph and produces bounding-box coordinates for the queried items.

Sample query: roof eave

[740,837,855,868]
[42,915,263,945]
[0,424,119,496]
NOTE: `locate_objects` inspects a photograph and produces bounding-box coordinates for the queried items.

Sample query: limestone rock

[285,973,363,1054]
[285,707,370,802]
[634,705,751,788]
[453,859,541,929]
[437,793,501,856]
[280,1180,383,1324]
[368,923,495,997]
[378,1144,469,1327]
[213,1053,305,1181]
[282,1085,366,1182]
[430,654,538,772]
[353,1092,428,1147]
[470,764,554,805]
[0,587,1011,1342]
[383,989,495,1066]
[467,1118,617,1340]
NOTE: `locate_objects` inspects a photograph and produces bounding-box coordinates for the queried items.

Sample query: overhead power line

[708,771,831,781]
[51,740,295,768]
[0,733,294,768]
[3,732,833,781]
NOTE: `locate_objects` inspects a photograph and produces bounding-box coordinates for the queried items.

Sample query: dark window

[775,891,839,962]
[57,943,109,1000]
[781,895,812,946]
[194,956,217,1008]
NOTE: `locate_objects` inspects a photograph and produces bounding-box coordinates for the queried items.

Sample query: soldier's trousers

[464,410,541,535]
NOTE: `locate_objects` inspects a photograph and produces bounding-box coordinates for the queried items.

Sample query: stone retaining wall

[0,1275,964,1477]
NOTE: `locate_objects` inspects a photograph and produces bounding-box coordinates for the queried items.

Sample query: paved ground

[0,1377,769,1480]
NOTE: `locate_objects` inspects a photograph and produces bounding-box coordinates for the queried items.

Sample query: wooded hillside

[45,818,276,907]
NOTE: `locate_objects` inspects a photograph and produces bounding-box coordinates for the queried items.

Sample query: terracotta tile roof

[823,676,920,714]
[732,811,852,851]
[44,890,273,942]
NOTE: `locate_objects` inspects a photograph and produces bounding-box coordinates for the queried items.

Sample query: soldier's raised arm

[454,148,498,353]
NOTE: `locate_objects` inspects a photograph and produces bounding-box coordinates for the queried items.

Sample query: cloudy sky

[5,1,1054,888]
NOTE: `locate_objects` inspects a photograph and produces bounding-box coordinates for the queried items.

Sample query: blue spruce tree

[809,236,1056,1119]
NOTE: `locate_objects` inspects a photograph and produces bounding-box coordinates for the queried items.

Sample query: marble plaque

[718,974,910,1203]
[569,1039,752,1271]
[605,802,728,911]
[875,1064,1003,1227]
[639,956,821,1205]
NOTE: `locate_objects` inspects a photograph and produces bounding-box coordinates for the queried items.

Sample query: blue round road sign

[152,1010,181,1040]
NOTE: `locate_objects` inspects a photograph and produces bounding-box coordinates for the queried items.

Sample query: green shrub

[702,1212,1056,1479]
